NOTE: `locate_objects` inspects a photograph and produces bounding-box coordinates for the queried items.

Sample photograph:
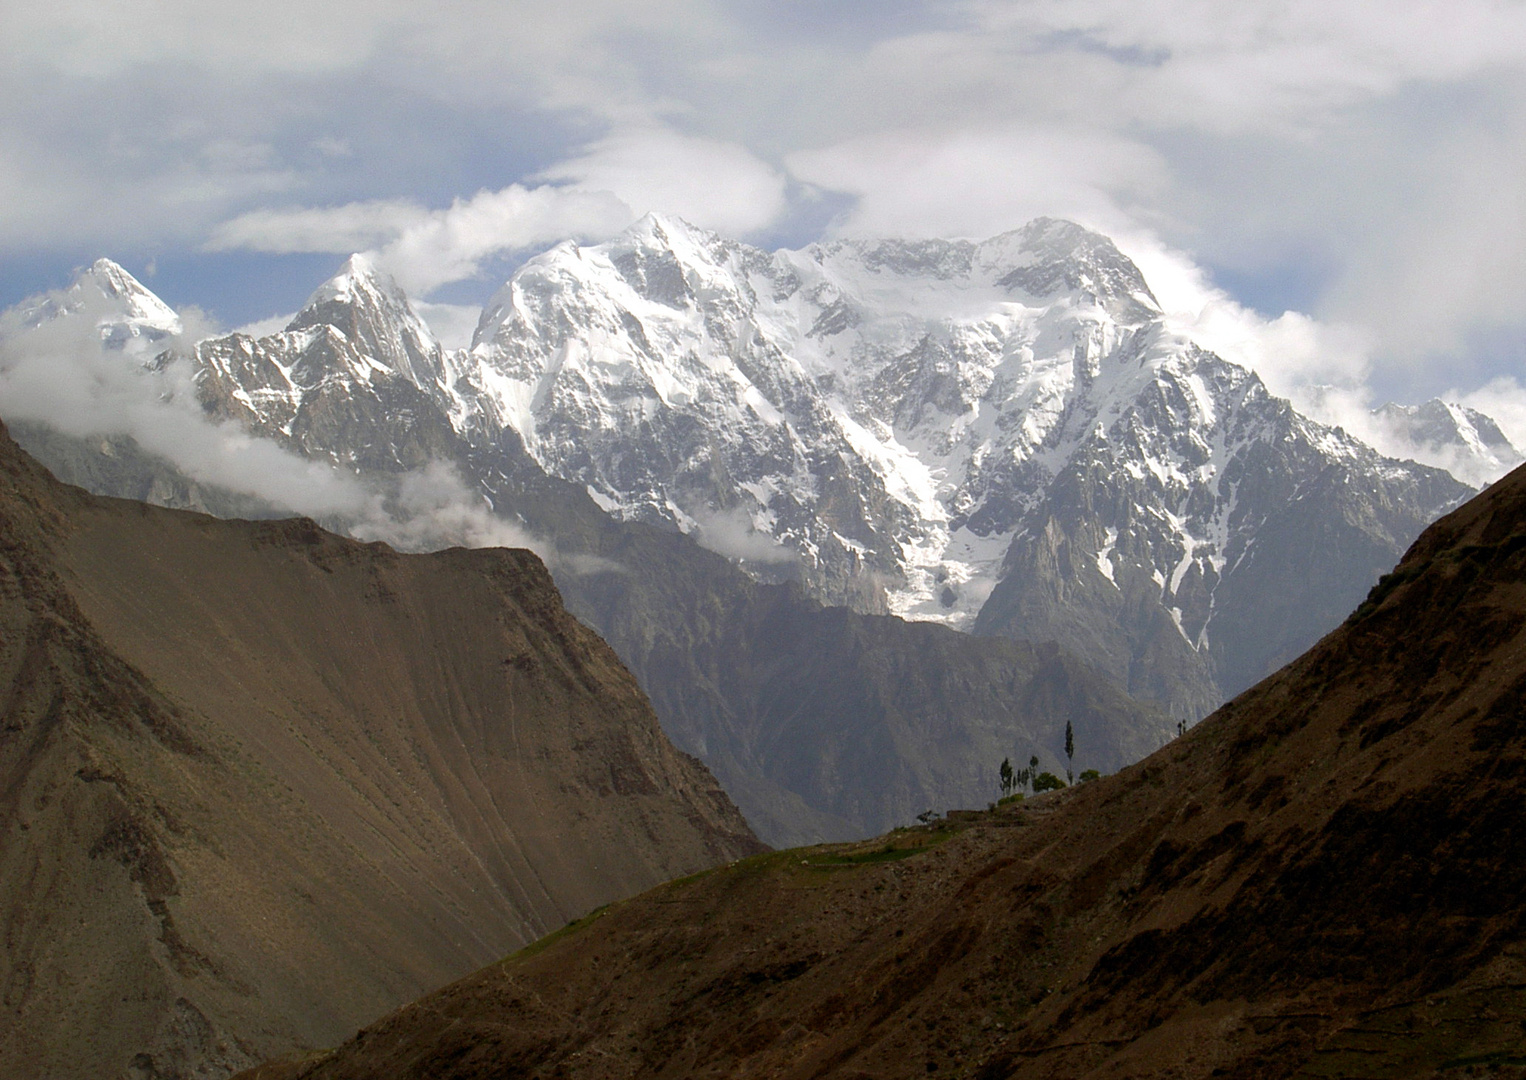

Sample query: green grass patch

[503,902,611,964]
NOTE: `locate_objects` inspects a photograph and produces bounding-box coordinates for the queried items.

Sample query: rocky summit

[0,419,759,1080]
[109,215,1473,720]
[238,460,1526,1080]
[453,215,1470,716]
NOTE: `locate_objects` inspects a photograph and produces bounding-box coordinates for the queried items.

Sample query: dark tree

[999,757,1015,798]
[1064,720,1075,786]
[1028,755,1039,793]
[1032,772,1066,792]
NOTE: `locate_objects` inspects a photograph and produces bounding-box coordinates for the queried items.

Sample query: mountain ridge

[419,215,1473,714]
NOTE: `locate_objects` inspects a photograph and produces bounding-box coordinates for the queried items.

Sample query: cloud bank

[0,290,548,556]
[3,0,1526,419]
[205,127,789,295]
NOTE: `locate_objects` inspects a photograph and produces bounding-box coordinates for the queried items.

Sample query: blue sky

[4,1,1526,425]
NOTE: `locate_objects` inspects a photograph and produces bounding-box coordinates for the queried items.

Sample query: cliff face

[0,420,759,1080]
[247,461,1526,1080]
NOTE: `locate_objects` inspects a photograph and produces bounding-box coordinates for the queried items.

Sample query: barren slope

[244,463,1526,1079]
[0,421,759,1080]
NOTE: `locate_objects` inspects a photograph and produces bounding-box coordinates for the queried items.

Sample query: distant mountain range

[448,215,1475,716]
[3,248,1172,849]
[0,217,1502,836]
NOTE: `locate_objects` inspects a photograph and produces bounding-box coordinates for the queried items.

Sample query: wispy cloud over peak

[203,127,790,295]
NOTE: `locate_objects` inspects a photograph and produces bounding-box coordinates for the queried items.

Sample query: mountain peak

[12,257,182,352]
[987,217,1160,319]
[1371,398,1523,487]
[295,252,402,316]
[624,211,709,246]
[87,256,140,288]
[284,253,442,387]
[82,258,179,323]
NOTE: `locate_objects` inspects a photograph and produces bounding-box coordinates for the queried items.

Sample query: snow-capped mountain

[1369,399,1523,488]
[9,257,181,355]
[9,229,1477,719]
[456,215,1179,616]
[974,357,1469,716]
[190,253,464,474]
[445,215,1469,712]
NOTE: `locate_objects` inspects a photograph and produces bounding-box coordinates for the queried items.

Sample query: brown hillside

[245,463,1526,1079]
[0,420,760,1080]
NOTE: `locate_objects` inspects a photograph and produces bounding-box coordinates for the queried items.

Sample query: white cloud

[689,505,798,566]
[0,288,555,556]
[789,126,1167,240]
[232,311,298,338]
[202,128,788,294]
[953,0,1526,132]
[1114,231,1375,399]
[1458,377,1526,452]
[5,0,1526,404]
[202,186,630,293]
[535,127,789,238]
[0,0,407,77]
[413,301,481,350]
[371,185,634,294]
[207,199,431,255]
[1319,104,1526,365]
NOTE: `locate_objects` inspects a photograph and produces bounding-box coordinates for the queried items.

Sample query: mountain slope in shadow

[0,420,759,1080]
[240,464,1526,1079]
[487,453,1173,844]
[14,416,1174,848]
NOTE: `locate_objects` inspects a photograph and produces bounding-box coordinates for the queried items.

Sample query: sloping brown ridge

[241,463,1526,1079]
[0,420,761,1080]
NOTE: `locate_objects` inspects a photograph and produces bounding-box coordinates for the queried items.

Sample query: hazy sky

[3,0,1526,415]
